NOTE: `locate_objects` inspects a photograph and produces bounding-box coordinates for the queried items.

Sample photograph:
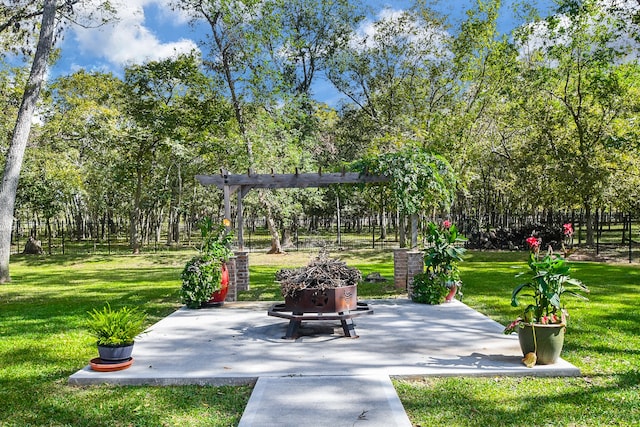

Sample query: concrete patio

[69,298,580,386]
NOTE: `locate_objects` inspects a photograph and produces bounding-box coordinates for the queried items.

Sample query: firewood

[276,252,362,298]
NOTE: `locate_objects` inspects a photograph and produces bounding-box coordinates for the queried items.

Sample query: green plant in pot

[87,304,147,363]
[180,217,233,308]
[411,272,449,304]
[504,224,589,366]
[412,220,466,304]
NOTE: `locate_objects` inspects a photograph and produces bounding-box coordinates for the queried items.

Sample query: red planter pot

[207,263,230,304]
[445,284,458,302]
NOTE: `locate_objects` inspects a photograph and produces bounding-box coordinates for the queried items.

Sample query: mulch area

[566,247,638,264]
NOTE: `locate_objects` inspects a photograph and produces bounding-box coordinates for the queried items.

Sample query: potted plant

[504,224,589,366]
[410,272,449,304]
[412,220,466,304]
[180,217,233,308]
[86,303,147,363]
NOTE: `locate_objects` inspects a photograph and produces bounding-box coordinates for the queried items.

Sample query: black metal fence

[10,212,639,262]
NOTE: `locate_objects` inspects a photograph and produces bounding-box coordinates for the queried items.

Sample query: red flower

[442,220,452,229]
[563,223,573,236]
[526,236,541,250]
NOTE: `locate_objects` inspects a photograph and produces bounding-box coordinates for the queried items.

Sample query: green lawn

[1,250,638,426]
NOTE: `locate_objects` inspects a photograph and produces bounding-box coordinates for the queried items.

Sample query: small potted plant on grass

[87,303,147,364]
[504,224,589,366]
[412,220,466,304]
[180,217,233,308]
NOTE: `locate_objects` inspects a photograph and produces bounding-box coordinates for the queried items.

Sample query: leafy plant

[423,221,466,283]
[410,221,466,304]
[86,304,147,346]
[180,218,233,308]
[353,147,457,215]
[180,255,223,308]
[504,224,589,334]
[411,272,449,304]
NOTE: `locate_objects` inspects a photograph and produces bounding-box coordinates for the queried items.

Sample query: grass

[1,249,639,426]
[1,252,252,426]
[395,252,640,426]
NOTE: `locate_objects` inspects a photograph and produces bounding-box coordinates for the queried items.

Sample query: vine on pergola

[355,147,458,216]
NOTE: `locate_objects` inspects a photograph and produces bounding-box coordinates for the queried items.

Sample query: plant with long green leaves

[412,220,466,303]
[423,221,466,283]
[504,227,589,334]
[86,304,147,346]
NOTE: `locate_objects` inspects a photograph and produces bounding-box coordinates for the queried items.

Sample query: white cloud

[70,0,199,67]
[516,0,640,63]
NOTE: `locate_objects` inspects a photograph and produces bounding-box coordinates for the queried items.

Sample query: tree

[0,0,116,281]
[328,5,453,144]
[173,0,364,254]
[0,0,56,283]
[122,54,226,253]
[46,70,129,242]
[512,0,636,244]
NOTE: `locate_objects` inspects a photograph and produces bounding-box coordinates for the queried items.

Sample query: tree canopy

[2,0,640,278]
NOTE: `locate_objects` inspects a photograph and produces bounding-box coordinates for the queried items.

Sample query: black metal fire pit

[268,285,373,339]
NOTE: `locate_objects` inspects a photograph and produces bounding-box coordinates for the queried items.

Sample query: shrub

[180,255,221,308]
[411,273,449,305]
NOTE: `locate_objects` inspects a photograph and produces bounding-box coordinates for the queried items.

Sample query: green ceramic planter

[518,323,566,365]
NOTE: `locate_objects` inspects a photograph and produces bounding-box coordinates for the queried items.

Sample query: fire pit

[268,254,373,339]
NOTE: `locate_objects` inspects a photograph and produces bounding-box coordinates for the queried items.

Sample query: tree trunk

[172,164,182,244]
[399,212,407,248]
[130,166,143,254]
[0,0,57,283]
[336,194,341,246]
[259,191,284,254]
[585,202,594,246]
[379,192,387,240]
[46,217,52,255]
[410,214,419,249]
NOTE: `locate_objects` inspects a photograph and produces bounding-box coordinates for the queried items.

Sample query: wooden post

[410,214,418,249]
[237,186,251,250]
[237,187,244,250]
[336,194,341,247]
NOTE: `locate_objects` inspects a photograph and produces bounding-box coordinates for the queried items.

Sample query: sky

[49,0,555,105]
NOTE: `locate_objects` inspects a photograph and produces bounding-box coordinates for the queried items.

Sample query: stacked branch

[276,253,362,298]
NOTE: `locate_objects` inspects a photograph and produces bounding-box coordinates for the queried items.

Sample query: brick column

[225,256,237,302]
[234,250,250,292]
[406,251,425,297]
[393,248,408,289]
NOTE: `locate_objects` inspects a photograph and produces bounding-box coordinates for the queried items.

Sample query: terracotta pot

[518,323,566,365]
[207,263,230,304]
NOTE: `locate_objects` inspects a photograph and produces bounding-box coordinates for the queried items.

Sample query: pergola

[195,169,389,249]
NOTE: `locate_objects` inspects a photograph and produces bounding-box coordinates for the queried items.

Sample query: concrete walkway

[69,299,580,425]
[238,375,412,427]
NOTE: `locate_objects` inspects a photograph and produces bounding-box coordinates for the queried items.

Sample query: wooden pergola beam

[195,169,389,249]
[195,170,389,189]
